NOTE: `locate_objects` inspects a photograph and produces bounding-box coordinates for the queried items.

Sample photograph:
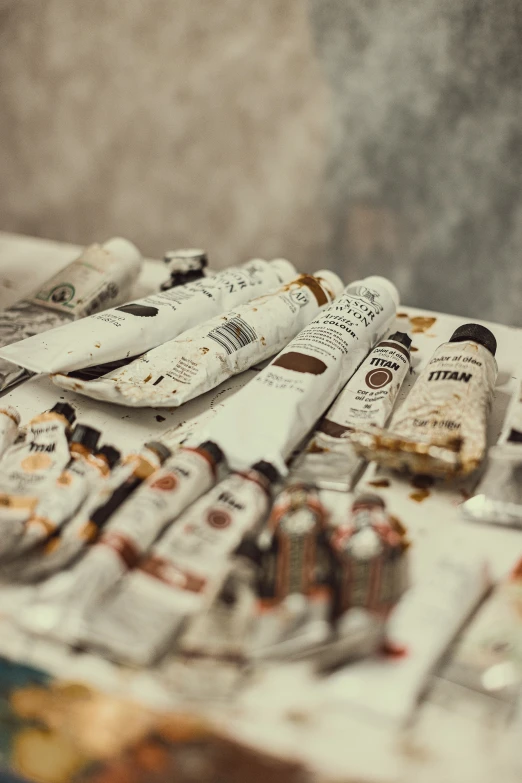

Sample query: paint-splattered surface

[0,235,522,781]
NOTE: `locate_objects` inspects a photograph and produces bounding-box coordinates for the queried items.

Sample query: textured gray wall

[1,1,521,324]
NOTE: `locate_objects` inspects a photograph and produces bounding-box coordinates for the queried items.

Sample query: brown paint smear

[273,352,327,375]
[301,274,329,306]
[368,478,391,488]
[410,316,437,334]
[409,489,430,503]
[316,419,350,438]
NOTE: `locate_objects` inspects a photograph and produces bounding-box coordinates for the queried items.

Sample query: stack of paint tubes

[0,241,519,710]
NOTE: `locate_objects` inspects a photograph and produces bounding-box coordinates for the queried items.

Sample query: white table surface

[0,232,522,783]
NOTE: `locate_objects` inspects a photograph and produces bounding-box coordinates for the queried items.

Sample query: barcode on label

[207,316,258,355]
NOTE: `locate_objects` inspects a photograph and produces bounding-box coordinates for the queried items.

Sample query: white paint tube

[322,552,490,724]
[0,407,20,460]
[442,557,522,704]
[352,323,498,478]
[20,442,224,644]
[0,402,76,536]
[0,423,101,561]
[290,331,412,491]
[0,258,296,377]
[82,461,278,665]
[11,441,170,585]
[160,249,209,290]
[50,270,343,406]
[3,441,121,567]
[461,379,522,526]
[198,276,400,475]
[0,238,142,391]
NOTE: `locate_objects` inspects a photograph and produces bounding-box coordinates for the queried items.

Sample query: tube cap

[70,424,100,452]
[313,269,344,300]
[450,323,497,356]
[102,238,142,271]
[50,402,76,426]
[163,249,207,270]
[198,440,225,466]
[269,258,297,284]
[252,461,280,484]
[144,441,171,464]
[97,444,121,468]
[388,331,412,349]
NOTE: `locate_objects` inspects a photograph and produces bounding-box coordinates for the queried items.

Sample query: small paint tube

[0,407,20,460]
[461,380,522,526]
[442,557,522,703]
[12,440,169,587]
[160,249,208,290]
[0,402,76,527]
[1,258,296,377]
[25,441,224,643]
[328,493,410,620]
[81,461,279,665]
[0,423,101,560]
[199,276,400,474]
[322,551,490,724]
[258,483,332,602]
[352,323,498,478]
[290,331,412,491]
[50,270,343,406]
[0,238,142,391]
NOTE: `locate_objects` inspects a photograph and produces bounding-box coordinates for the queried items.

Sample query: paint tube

[20,442,224,642]
[322,552,490,724]
[12,440,169,585]
[461,380,522,526]
[0,238,142,391]
[255,607,384,669]
[0,423,101,560]
[0,402,76,528]
[328,494,410,619]
[81,461,279,665]
[160,249,209,290]
[290,331,412,491]
[248,484,333,657]
[352,323,498,478]
[0,407,20,460]
[50,270,343,406]
[442,558,522,703]
[198,276,400,474]
[1,258,296,377]
[9,440,121,562]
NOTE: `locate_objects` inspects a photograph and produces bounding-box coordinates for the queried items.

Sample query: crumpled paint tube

[0,423,101,561]
[461,379,522,526]
[289,331,412,491]
[0,258,295,377]
[50,269,343,406]
[322,551,490,724]
[0,238,142,391]
[80,461,279,665]
[12,441,169,585]
[2,439,122,570]
[198,276,400,475]
[0,402,76,533]
[18,441,224,644]
[352,323,498,478]
[0,407,20,460]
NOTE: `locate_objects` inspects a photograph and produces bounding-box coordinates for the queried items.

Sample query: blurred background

[1,0,521,324]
